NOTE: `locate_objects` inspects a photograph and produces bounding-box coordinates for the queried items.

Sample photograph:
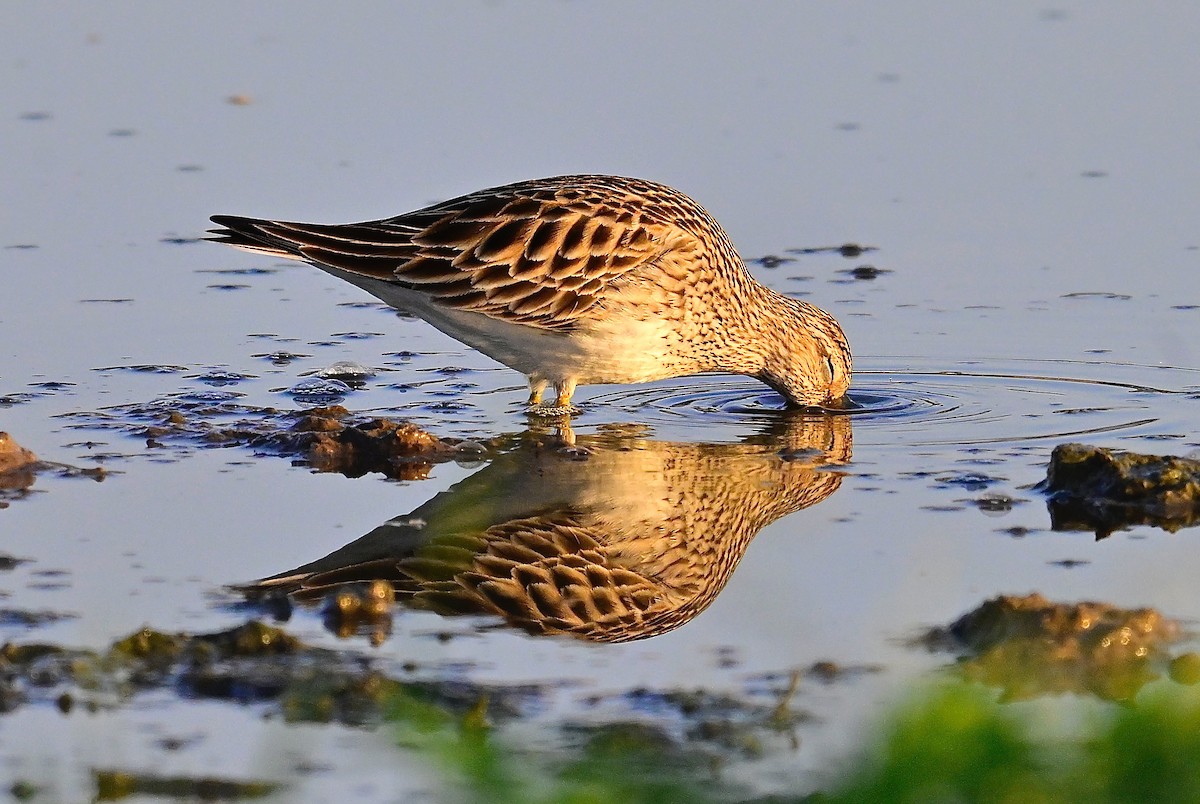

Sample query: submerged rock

[1039,442,1200,537]
[925,593,1182,702]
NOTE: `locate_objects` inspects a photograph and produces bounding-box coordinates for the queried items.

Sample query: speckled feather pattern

[246,422,850,642]
[209,175,852,406]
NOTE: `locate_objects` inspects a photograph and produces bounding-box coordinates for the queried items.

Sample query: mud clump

[0,432,39,508]
[925,593,1181,702]
[0,432,38,474]
[282,407,454,479]
[70,400,475,480]
[92,770,277,801]
[1039,442,1200,537]
[0,432,106,507]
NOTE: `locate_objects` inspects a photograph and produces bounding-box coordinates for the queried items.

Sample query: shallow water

[4,3,1200,801]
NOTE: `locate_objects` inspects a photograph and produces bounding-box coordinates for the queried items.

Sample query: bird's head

[757,297,852,409]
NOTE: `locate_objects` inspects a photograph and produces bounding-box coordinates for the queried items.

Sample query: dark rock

[1039,443,1200,537]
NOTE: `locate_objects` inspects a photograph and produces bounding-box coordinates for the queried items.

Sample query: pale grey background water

[3,2,1199,800]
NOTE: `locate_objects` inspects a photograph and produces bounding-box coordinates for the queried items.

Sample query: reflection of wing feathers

[244,520,431,594]
[408,511,666,638]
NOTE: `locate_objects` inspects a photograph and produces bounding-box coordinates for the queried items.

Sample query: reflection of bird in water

[208,175,851,411]
[243,415,851,642]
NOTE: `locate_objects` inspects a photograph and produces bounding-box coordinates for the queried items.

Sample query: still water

[3,3,1199,800]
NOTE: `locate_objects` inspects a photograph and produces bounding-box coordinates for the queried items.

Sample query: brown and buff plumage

[241,418,851,643]
[208,175,851,408]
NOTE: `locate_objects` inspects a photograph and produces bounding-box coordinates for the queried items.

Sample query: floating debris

[94,364,190,374]
[253,351,311,365]
[970,492,1022,514]
[786,243,876,258]
[839,265,891,280]
[1039,443,1200,536]
[1060,292,1132,301]
[750,255,795,269]
[0,608,78,628]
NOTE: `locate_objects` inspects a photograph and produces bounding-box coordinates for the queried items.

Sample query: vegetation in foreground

[387,679,1200,803]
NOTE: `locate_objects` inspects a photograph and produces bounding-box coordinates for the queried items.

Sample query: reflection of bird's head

[244,415,852,643]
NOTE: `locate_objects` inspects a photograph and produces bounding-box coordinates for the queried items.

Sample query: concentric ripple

[584,357,1200,448]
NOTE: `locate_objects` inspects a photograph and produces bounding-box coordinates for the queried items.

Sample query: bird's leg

[527,377,548,406]
[553,378,577,409]
[525,377,579,420]
[553,415,593,458]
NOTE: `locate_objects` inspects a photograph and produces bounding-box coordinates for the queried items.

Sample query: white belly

[324,268,686,385]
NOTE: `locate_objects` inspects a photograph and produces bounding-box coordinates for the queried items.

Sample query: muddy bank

[1,617,842,800]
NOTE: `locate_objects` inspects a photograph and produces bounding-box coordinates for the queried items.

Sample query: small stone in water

[316,361,375,382]
[288,378,352,400]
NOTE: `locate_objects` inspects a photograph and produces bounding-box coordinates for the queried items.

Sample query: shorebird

[241,418,851,642]
[208,175,851,409]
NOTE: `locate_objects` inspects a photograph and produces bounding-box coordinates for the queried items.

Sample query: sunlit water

[585,357,1200,447]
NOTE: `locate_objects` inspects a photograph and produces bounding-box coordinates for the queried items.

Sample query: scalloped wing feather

[209,176,698,333]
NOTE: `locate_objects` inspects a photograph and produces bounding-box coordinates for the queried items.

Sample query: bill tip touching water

[207,175,852,411]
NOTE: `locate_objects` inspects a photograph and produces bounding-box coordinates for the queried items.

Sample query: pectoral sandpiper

[244,421,850,642]
[208,175,851,409]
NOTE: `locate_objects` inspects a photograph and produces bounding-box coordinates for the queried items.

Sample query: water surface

[3,3,1199,800]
